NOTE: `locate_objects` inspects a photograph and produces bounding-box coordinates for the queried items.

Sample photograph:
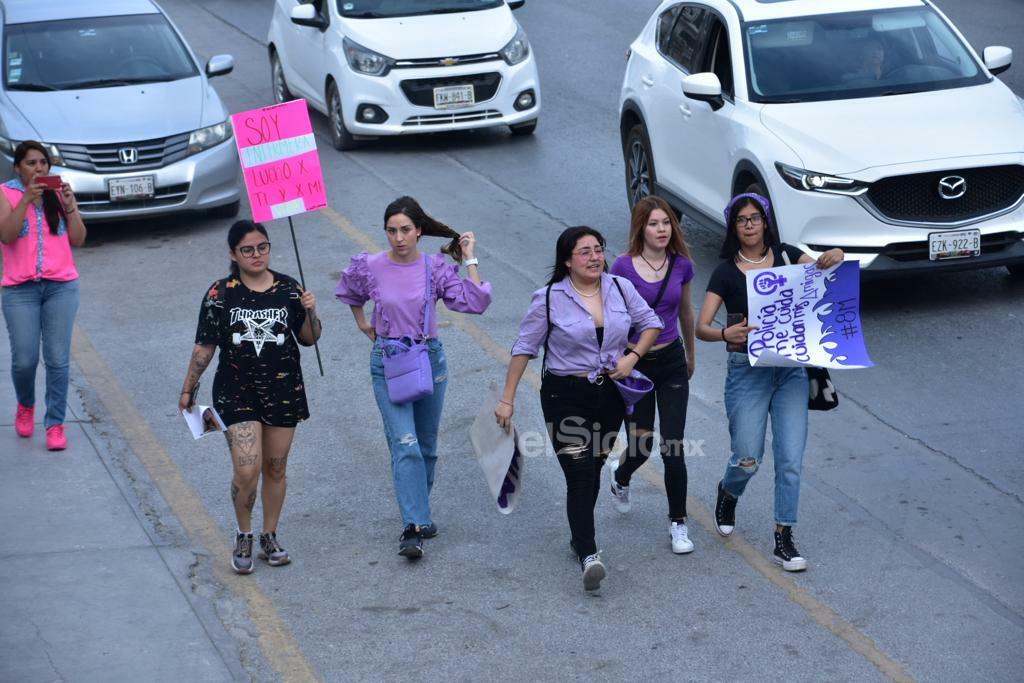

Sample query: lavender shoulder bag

[380,255,434,404]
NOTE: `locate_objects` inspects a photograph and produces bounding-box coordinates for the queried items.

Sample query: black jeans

[613,339,690,521]
[540,373,626,562]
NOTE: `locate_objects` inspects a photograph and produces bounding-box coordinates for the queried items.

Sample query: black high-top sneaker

[773,526,808,572]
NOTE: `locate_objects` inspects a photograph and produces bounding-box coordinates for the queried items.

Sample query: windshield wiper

[425,7,471,14]
[344,11,384,18]
[6,83,58,92]
[64,76,175,89]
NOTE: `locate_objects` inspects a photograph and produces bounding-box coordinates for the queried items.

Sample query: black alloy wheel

[509,119,538,136]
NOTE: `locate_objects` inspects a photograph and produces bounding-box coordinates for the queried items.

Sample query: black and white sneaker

[714,481,737,536]
[773,526,807,572]
[581,553,606,591]
[232,532,254,574]
[419,522,438,539]
[398,524,423,558]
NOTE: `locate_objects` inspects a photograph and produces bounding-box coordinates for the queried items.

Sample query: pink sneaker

[15,404,34,438]
[46,425,67,451]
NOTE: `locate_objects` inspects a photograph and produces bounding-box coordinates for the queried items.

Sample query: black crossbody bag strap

[650,253,676,309]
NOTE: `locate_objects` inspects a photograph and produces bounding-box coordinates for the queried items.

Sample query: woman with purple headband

[696,193,843,572]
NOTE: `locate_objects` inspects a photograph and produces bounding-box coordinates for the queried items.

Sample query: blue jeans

[722,352,808,526]
[2,279,80,427]
[370,338,448,527]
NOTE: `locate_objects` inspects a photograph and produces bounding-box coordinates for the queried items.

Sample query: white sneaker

[609,481,631,513]
[670,521,694,554]
[581,553,606,591]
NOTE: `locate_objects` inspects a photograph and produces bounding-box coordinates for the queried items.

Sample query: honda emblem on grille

[118,147,139,165]
[938,175,966,200]
[440,57,459,66]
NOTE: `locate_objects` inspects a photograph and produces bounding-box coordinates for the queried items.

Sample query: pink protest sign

[230,99,327,222]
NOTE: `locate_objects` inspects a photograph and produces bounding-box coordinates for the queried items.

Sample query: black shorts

[213,371,309,428]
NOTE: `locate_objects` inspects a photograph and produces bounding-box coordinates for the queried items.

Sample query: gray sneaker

[259,532,291,566]
[232,532,254,574]
[581,553,606,591]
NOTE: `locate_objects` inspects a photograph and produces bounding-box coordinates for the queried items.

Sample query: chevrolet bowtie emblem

[440,57,459,66]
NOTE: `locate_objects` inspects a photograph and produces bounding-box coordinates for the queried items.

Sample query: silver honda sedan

[0,0,241,221]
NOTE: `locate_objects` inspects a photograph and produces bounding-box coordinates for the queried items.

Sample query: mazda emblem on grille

[938,175,966,200]
[118,147,139,165]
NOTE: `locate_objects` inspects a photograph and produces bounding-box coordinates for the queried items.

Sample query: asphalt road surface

[47,0,1024,681]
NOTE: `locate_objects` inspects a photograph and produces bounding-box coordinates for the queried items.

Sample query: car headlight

[188,121,233,155]
[500,25,530,66]
[775,162,867,196]
[0,135,65,165]
[343,37,394,77]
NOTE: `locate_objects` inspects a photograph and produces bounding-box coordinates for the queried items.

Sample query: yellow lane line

[71,327,322,683]
[323,205,915,683]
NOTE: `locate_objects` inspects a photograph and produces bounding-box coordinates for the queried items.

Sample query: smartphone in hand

[726,312,748,353]
[36,175,62,191]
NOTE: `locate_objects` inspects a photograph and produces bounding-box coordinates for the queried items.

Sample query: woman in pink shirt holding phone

[0,140,86,450]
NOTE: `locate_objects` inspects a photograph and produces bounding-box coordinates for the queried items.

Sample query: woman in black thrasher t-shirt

[178,220,321,575]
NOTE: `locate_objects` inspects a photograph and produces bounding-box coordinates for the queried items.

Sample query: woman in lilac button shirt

[495,226,662,592]
[609,196,698,556]
[336,197,492,560]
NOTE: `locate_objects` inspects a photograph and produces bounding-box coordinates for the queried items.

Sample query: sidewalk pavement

[0,340,247,682]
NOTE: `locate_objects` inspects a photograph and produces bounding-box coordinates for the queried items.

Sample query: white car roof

[1,0,159,25]
[726,0,925,23]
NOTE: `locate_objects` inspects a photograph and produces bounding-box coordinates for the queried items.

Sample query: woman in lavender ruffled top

[335,196,491,559]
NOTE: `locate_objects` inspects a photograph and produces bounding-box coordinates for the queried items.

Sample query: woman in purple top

[496,226,662,592]
[336,197,492,559]
[608,195,697,555]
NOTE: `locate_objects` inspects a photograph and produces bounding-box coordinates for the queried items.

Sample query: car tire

[271,51,292,105]
[210,200,240,219]
[624,124,655,210]
[1007,264,1024,278]
[509,119,537,136]
[327,81,359,151]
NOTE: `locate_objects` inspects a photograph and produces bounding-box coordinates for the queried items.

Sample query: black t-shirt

[195,271,307,386]
[706,244,806,318]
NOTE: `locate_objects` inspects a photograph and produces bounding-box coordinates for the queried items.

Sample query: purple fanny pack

[380,255,434,404]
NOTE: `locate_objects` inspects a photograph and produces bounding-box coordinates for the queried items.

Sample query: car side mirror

[984,46,1012,76]
[291,4,327,30]
[508,1,526,9]
[205,54,234,78]
[682,72,724,111]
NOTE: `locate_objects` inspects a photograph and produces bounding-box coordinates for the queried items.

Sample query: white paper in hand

[182,405,227,440]
[469,385,523,514]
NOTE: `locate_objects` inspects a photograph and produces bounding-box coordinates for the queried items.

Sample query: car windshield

[337,0,504,19]
[743,7,988,103]
[4,13,198,91]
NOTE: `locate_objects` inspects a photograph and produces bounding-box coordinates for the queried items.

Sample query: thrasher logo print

[230,307,288,356]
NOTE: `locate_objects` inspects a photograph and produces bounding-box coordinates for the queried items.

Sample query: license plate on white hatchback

[928,228,981,260]
[108,175,155,201]
[433,84,475,109]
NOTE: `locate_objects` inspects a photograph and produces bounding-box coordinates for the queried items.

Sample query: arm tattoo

[183,346,214,393]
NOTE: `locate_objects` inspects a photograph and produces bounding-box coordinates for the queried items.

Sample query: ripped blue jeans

[370,337,448,527]
[722,352,808,526]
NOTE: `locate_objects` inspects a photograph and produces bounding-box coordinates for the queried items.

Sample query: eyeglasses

[237,241,271,257]
[734,214,764,228]
[573,246,605,259]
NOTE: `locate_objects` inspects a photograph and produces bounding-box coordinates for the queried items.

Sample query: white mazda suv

[267,0,540,150]
[619,0,1024,275]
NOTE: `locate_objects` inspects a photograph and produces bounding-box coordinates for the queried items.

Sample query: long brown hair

[627,195,690,260]
[384,196,464,262]
[13,140,64,235]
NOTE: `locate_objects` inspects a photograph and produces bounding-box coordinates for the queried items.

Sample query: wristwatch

[463,257,479,267]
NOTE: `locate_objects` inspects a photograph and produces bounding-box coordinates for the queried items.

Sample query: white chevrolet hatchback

[268,0,540,150]
[620,0,1024,275]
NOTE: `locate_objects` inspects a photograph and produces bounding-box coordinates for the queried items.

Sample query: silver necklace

[736,248,769,265]
[569,277,600,298]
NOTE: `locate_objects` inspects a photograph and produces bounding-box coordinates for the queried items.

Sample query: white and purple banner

[745,261,873,369]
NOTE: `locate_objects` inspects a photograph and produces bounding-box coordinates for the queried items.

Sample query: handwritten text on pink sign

[231,99,327,222]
